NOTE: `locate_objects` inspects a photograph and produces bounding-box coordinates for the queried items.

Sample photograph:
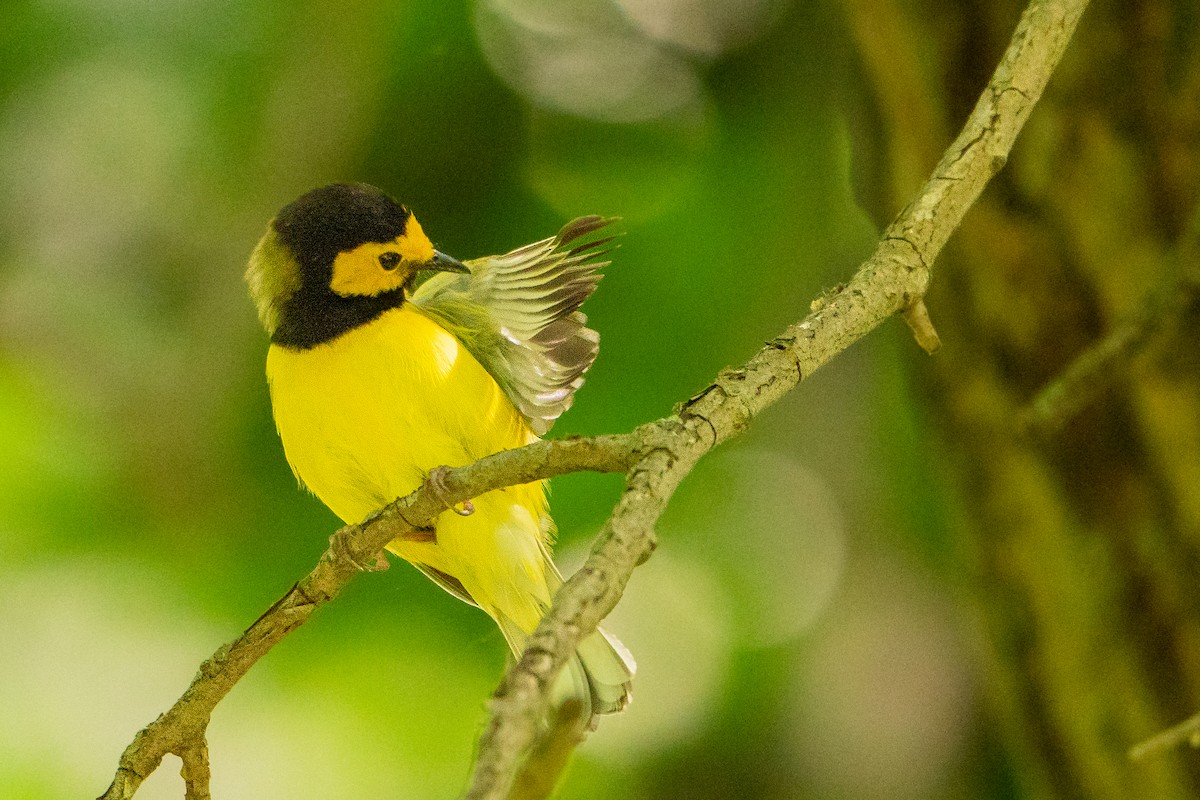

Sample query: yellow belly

[266,304,552,632]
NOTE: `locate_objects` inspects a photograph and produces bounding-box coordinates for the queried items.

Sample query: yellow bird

[245,183,633,719]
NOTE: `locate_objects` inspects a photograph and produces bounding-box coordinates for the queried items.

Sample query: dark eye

[378,252,401,271]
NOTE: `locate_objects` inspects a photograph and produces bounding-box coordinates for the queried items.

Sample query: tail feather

[576,627,635,715]
[495,613,634,718]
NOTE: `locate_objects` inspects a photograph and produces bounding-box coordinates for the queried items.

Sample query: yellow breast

[267,304,554,629]
[265,304,538,525]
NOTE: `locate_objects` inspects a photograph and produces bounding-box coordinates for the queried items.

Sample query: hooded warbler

[245,183,633,719]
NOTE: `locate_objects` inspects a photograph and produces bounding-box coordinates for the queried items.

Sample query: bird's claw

[427,465,475,517]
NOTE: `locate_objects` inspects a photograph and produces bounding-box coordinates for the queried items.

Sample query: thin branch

[464,1,1092,797]
[1130,712,1200,762]
[99,434,636,800]
[99,1,1090,797]
[1018,241,1200,435]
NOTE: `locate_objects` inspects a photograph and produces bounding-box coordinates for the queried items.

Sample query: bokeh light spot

[786,555,974,799]
[474,0,704,124]
[666,447,848,648]
[616,0,790,58]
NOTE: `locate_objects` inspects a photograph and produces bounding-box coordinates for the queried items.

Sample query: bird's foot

[426,465,475,517]
[399,527,437,544]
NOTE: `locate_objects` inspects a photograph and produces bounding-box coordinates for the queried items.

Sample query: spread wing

[411,216,614,435]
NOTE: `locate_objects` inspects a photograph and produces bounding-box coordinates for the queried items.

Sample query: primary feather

[412,216,615,434]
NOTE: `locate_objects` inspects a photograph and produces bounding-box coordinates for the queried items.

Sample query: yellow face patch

[329,215,437,297]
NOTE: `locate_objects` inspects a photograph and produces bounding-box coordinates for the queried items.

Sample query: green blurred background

[0,1,982,797]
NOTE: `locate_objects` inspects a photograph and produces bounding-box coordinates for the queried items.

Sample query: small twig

[1018,227,1200,435]
[1129,712,1200,762]
[903,298,942,353]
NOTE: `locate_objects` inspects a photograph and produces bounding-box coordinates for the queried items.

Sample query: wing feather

[411,217,614,435]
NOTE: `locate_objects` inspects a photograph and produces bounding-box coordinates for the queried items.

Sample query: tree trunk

[845,0,1200,797]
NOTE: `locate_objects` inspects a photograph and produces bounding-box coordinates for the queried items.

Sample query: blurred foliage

[0,1,993,798]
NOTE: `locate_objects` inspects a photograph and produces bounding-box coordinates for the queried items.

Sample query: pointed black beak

[425,250,470,274]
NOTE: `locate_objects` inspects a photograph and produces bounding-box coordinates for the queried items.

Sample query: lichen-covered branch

[99,1,1090,798]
